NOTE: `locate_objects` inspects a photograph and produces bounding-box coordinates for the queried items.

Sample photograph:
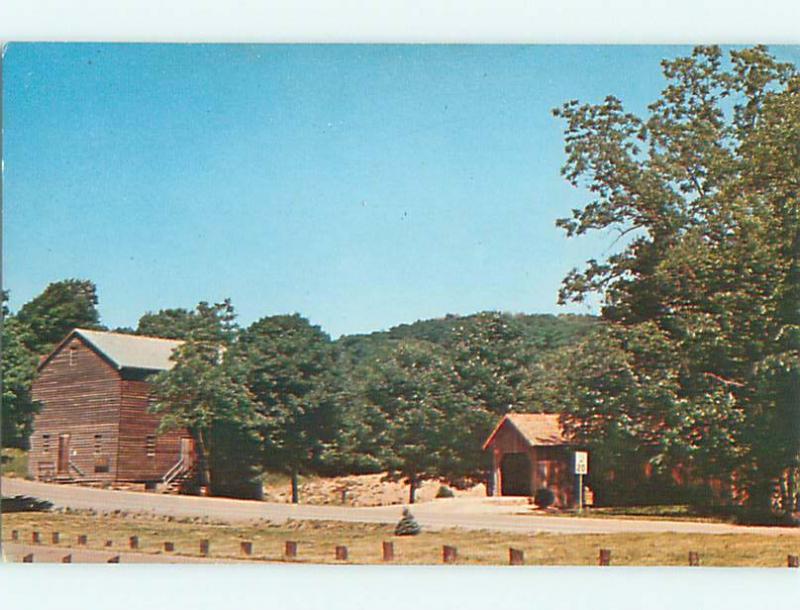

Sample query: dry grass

[3,510,799,566]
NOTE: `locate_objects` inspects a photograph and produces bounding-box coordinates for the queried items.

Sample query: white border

[2,1,799,608]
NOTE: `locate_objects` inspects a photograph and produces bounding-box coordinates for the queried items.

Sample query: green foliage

[16,279,102,354]
[149,300,255,491]
[551,45,800,512]
[1,318,41,448]
[137,308,202,340]
[236,314,343,503]
[435,485,454,498]
[534,488,555,508]
[394,507,421,536]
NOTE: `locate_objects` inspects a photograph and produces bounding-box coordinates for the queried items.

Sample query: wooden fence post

[688,551,700,567]
[200,539,210,556]
[443,545,458,564]
[22,553,33,563]
[51,532,60,544]
[382,541,394,562]
[285,540,297,559]
[788,555,799,568]
[164,541,175,552]
[77,534,88,546]
[598,549,611,566]
[61,554,72,564]
[335,545,348,561]
[129,535,139,550]
[509,548,524,565]
[240,541,252,556]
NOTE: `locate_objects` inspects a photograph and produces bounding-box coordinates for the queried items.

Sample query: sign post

[574,451,588,512]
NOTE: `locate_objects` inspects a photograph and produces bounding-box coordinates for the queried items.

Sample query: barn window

[146,435,156,457]
[42,434,51,453]
[93,434,103,454]
[69,346,77,366]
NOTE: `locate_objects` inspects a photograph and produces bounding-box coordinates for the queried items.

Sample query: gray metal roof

[75,328,183,371]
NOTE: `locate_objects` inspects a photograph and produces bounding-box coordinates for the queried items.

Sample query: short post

[688,551,700,567]
[240,541,252,556]
[788,555,799,568]
[285,540,297,559]
[509,548,524,566]
[51,532,60,544]
[107,555,120,564]
[599,549,611,566]
[382,541,394,562]
[61,554,72,564]
[129,535,139,550]
[164,541,175,553]
[11,530,19,541]
[22,553,34,563]
[335,545,348,561]
[31,531,41,544]
[77,534,88,546]
[443,545,458,564]
[199,539,210,556]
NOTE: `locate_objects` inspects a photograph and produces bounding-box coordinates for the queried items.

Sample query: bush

[394,507,421,536]
[436,485,454,498]
[533,488,555,508]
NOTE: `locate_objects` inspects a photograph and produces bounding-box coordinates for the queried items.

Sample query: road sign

[574,451,588,475]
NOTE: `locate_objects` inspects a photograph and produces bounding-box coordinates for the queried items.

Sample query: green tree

[1,317,41,448]
[16,279,102,354]
[137,308,200,339]
[149,300,255,494]
[551,45,800,513]
[362,340,479,503]
[237,314,340,504]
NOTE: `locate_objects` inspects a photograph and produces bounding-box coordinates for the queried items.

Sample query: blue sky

[5,44,799,337]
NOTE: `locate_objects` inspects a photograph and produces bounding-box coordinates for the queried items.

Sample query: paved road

[4,477,798,536]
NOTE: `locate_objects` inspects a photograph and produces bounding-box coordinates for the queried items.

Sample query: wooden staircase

[161,459,198,494]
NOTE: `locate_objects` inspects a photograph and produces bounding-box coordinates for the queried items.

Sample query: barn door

[180,437,195,468]
[500,453,532,496]
[57,434,71,474]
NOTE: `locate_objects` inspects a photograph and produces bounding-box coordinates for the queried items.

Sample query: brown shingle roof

[482,413,567,450]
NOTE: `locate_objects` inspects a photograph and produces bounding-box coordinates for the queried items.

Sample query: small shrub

[436,485,455,498]
[533,488,555,508]
[394,507,421,536]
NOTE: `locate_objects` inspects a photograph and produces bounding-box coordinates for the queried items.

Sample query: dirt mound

[262,473,487,506]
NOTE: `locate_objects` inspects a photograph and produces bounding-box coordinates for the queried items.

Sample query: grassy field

[0,448,28,478]
[3,510,799,566]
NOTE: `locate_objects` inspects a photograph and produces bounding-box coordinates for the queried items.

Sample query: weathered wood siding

[29,336,121,482]
[117,377,185,481]
[488,422,575,507]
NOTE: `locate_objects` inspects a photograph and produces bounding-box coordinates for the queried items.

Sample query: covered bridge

[483,413,582,508]
[29,329,195,491]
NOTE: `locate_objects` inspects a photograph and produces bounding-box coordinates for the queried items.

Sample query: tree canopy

[551,45,800,513]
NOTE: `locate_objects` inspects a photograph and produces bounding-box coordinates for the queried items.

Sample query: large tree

[149,300,256,495]
[362,340,480,503]
[551,45,799,513]
[16,279,102,354]
[1,317,41,448]
[236,314,342,504]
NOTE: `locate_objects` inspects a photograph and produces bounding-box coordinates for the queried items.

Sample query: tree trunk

[291,468,299,504]
[408,478,418,504]
[194,428,212,491]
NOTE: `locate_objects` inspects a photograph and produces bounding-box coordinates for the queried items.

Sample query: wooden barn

[28,329,195,491]
[483,413,582,507]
